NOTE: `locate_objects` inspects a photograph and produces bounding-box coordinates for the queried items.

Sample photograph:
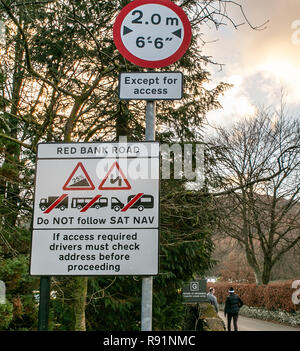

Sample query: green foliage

[85,277,141,331]
[0,254,39,330]
[49,298,74,331]
[0,301,14,329]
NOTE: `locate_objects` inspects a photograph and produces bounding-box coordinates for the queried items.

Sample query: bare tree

[207,105,300,285]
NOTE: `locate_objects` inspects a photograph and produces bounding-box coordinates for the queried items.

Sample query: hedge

[208,281,300,313]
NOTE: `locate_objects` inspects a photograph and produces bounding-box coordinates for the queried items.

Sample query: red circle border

[113,0,192,68]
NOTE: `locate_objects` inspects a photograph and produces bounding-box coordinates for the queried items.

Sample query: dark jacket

[224,293,243,315]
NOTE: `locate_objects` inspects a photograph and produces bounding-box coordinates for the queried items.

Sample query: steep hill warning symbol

[98,161,131,190]
[63,162,95,190]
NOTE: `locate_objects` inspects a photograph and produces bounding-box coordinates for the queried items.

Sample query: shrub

[0,301,14,329]
[208,281,300,312]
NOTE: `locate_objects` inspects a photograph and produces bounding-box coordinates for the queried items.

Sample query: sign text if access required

[119,72,183,100]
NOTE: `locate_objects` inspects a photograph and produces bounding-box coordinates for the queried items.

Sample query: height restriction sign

[113,0,192,68]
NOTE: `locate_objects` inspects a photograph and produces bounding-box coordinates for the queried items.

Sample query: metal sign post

[114,0,191,331]
[38,276,50,331]
[141,100,156,331]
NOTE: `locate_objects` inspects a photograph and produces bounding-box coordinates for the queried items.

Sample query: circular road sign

[113,0,192,68]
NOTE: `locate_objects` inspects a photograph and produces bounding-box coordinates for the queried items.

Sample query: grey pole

[145,101,156,141]
[38,276,51,331]
[141,100,156,331]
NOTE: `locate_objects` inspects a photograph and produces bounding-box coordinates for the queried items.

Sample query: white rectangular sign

[30,142,160,276]
[30,229,158,276]
[119,72,183,100]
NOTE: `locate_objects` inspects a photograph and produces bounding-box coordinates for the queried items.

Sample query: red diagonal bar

[121,193,144,212]
[80,195,102,213]
[43,194,68,214]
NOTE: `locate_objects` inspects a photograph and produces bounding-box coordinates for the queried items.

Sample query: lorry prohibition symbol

[39,196,69,211]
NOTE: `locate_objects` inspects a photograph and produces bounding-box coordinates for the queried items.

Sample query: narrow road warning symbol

[98,161,131,190]
[63,162,95,190]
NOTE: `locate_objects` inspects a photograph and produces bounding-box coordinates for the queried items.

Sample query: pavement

[219,313,300,331]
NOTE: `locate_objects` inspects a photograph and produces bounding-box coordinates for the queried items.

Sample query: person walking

[207,287,219,313]
[224,287,243,331]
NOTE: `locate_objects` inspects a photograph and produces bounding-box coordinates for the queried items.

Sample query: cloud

[200,0,300,126]
[205,74,256,128]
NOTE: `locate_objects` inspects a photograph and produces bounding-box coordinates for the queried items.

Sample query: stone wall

[183,302,225,331]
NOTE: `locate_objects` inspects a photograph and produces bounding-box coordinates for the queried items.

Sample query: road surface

[219,313,300,331]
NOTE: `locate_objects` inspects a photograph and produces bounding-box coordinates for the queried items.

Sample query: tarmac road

[219,313,300,331]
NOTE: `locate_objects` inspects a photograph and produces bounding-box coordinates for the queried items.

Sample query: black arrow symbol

[172,29,182,38]
[123,26,133,35]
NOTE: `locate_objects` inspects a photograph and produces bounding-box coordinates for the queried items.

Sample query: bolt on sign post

[114,0,191,331]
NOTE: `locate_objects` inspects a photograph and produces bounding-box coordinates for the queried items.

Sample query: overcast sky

[199,0,300,128]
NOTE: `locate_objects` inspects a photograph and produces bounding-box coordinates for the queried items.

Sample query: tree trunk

[73,277,88,331]
[63,100,88,331]
[244,244,263,285]
[116,101,129,140]
[262,259,273,285]
[253,271,263,286]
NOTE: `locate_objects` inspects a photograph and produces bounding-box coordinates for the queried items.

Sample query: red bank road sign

[30,142,160,276]
[113,0,192,68]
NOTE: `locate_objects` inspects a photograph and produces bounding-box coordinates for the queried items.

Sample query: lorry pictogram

[39,196,68,211]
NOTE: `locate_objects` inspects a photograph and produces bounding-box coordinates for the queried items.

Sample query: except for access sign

[113,0,192,68]
[30,142,159,276]
[119,72,183,100]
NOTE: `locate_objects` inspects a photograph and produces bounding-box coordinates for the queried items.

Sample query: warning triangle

[63,162,95,190]
[98,161,131,190]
